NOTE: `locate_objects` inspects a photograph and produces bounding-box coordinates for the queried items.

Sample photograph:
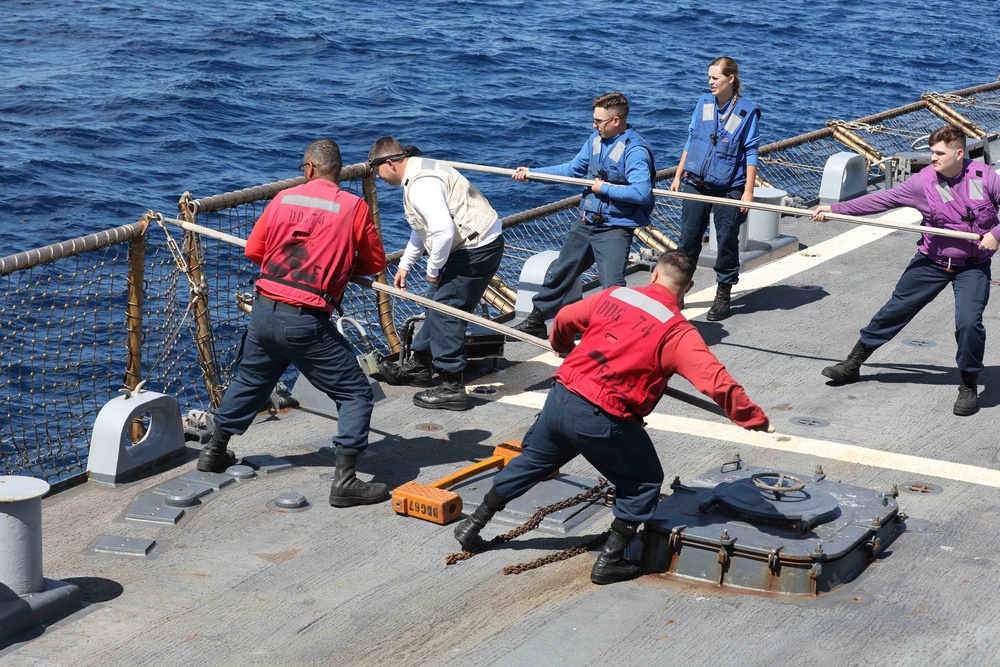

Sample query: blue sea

[1,0,996,253]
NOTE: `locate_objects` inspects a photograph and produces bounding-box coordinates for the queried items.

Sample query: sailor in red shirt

[454,250,770,584]
[199,139,390,508]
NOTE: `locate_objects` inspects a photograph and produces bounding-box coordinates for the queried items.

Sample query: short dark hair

[303,139,342,176]
[928,124,967,150]
[655,250,696,285]
[368,136,404,165]
[593,92,629,121]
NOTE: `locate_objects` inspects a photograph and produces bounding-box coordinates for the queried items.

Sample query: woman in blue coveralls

[671,56,761,321]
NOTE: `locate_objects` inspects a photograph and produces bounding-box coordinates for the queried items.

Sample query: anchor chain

[502,531,610,575]
[444,480,614,572]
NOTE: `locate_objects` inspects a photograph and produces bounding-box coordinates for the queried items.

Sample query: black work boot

[328,447,390,507]
[453,488,506,551]
[591,518,642,585]
[413,371,468,411]
[197,429,237,474]
[954,371,980,416]
[378,351,434,387]
[511,307,548,339]
[822,340,878,384]
[706,283,733,321]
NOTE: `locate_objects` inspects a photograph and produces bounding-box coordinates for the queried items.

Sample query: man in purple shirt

[813,124,1000,416]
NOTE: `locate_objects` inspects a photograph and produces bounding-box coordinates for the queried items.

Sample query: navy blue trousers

[531,219,634,317]
[411,235,504,375]
[213,295,374,451]
[491,383,664,524]
[677,180,748,285]
[860,252,991,375]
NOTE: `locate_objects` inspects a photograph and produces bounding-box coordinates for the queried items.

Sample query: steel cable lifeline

[154,215,752,417]
[440,160,983,242]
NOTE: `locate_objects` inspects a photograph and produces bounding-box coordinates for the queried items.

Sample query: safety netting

[5,78,1000,484]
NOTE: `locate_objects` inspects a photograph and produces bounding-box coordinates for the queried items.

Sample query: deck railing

[3,79,1000,485]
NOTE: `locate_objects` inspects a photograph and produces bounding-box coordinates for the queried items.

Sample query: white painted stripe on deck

[683,207,921,317]
[501,210,1000,485]
[496,391,1000,488]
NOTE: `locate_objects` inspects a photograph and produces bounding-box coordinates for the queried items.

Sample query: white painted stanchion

[0,476,49,598]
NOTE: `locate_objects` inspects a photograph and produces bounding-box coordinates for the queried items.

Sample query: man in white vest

[369,137,505,411]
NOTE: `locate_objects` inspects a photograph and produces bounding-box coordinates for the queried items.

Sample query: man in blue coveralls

[510,91,656,339]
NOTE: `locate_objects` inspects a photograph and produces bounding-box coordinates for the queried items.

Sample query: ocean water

[1,0,996,253]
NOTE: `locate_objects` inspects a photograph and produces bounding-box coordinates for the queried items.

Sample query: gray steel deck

[5,206,1000,666]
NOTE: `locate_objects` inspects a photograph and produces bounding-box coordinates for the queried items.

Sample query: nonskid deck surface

[6,212,1000,666]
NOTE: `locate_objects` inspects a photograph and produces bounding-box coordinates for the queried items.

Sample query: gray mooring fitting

[86,390,186,486]
[0,476,82,643]
[747,187,788,241]
[515,250,582,317]
[0,476,49,597]
[819,152,868,204]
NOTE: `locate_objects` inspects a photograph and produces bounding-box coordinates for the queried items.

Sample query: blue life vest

[684,94,760,189]
[579,127,655,228]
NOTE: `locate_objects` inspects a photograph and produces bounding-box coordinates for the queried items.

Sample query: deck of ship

[5,203,1000,666]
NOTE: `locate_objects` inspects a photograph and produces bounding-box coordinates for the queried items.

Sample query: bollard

[514,250,582,317]
[748,187,788,241]
[0,476,83,644]
[709,213,749,253]
[0,476,49,598]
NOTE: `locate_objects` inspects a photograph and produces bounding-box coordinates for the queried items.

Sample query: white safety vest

[401,157,500,253]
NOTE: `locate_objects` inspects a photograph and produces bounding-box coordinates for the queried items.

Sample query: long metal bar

[156,217,556,350]
[443,160,981,241]
[155,216,783,426]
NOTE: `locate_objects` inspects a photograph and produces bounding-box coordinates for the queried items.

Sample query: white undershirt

[399,176,501,278]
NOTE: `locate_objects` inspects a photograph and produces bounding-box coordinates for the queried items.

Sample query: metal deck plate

[242,454,293,475]
[452,471,609,535]
[93,536,157,557]
[124,494,186,524]
[179,470,237,491]
[152,480,214,501]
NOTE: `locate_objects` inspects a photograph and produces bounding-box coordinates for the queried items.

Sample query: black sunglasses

[368,153,406,170]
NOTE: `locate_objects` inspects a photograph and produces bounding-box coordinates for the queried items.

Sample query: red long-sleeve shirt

[245,178,386,310]
[552,283,768,429]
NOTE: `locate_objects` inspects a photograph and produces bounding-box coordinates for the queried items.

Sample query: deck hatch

[640,464,901,595]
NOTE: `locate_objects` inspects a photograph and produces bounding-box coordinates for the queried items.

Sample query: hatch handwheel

[751,472,806,499]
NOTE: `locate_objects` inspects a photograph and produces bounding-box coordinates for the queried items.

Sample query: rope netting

[4,80,1000,484]
[0,224,144,483]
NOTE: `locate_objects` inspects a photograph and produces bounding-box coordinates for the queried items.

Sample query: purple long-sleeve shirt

[831,161,1000,266]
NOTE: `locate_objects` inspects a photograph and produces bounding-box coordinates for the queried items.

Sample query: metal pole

[125,215,150,444]
[441,160,982,242]
[362,172,401,353]
[124,215,150,393]
[154,216,759,423]
[176,195,224,408]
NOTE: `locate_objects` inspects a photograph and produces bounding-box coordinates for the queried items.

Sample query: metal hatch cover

[640,464,901,596]
[710,472,840,531]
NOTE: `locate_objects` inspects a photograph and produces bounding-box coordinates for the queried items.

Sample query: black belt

[255,294,329,318]
[684,174,730,191]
